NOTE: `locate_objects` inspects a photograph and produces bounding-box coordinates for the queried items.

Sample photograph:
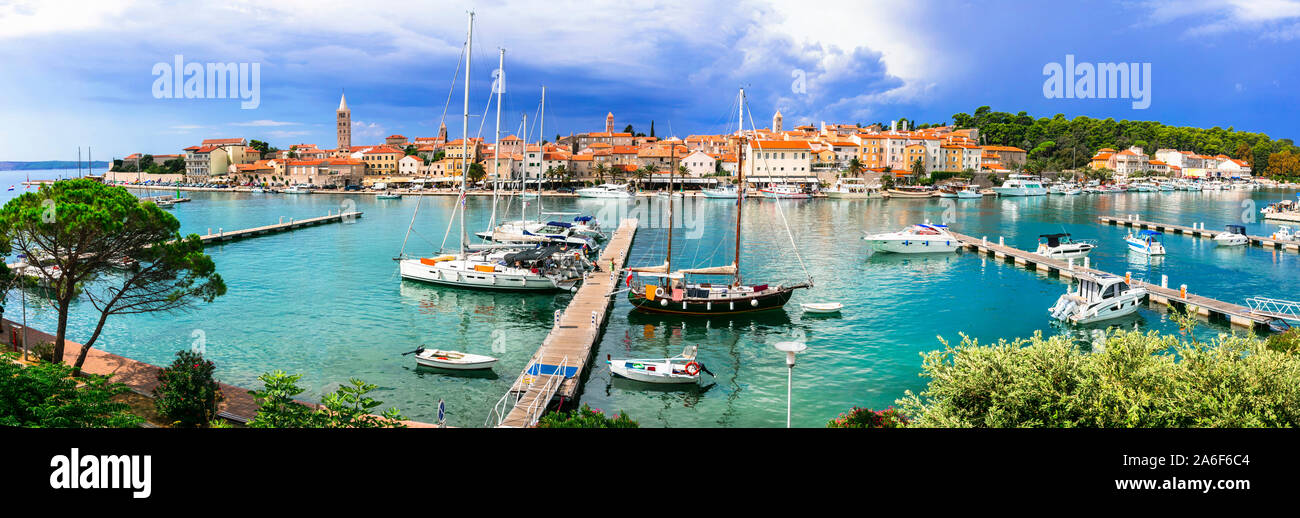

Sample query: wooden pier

[1097,215,1300,252]
[197,211,363,245]
[948,230,1277,331]
[488,218,639,428]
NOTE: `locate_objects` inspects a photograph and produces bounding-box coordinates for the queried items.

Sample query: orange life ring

[684,362,700,376]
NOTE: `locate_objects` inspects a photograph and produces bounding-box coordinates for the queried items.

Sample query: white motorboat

[863,223,960,254]
[760,184,810,199]
[250,187,265,193]
[577,183,633,198]
[1048,273,1148,325]
[1125,230,1166,255]
[376,191,402,199]
[473,219,596,248]
[284,185,313,194]
[1035,233,1097,260]
[956,185,983,198]
[825,178,881,199]
[411,346,498,370]
[1214,224,1249,246]
[607,345,709,384]
[801,302,843,314]
[1273,225,1294,242]
[701,185,739,198]
[991,174,1048,196]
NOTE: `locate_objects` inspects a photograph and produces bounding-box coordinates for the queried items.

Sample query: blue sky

[3,0,1300,160]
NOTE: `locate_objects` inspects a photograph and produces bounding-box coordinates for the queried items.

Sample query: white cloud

[1140,0,1300,39]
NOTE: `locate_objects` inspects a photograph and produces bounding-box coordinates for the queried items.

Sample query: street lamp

[773,341,806,428]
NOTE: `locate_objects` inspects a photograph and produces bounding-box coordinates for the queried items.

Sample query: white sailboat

[397,14,578,292]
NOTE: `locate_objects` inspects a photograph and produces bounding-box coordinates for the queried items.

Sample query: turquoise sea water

[3,170,1297,427]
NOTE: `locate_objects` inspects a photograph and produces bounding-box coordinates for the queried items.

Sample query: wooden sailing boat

[625,88,811,315]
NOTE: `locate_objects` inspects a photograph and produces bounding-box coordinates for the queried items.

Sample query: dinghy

[801,302,843,314]
[607,345,711,384]
[410,345,498,370]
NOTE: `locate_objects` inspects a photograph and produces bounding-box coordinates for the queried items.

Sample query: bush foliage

[897,329,1300,428]
[537,404,639,428]
[0,352,142,428]
[153,350,223,428]
[827,406,909,428]
[246,370,407,428]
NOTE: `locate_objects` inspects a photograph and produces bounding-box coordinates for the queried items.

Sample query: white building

[680,150,716,177]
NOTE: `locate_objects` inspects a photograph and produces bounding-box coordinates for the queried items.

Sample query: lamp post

[773,341,806,428]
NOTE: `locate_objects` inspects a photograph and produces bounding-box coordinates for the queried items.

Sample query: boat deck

[1097,215,1300,252]
[490,218,638,428]
[948,230,1276,331]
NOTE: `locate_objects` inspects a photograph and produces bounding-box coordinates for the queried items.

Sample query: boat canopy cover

[1139,230,1163,236]
[1039,233,1070,247]
[573,216,594,222]
[502,244,567,264]
[674,263,738,276]
[545,221,573,228]
[627,262,669,273]
[1226,224,1247,234]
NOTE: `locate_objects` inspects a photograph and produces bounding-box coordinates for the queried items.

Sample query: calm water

[3,170,1298,427]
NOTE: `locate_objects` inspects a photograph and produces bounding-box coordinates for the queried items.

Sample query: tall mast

[459,11,473,256]
[538,85,545,222]
[521,113,527,222]
[489,47,504,232]
[666,141,675,273]
[733,88,745,286]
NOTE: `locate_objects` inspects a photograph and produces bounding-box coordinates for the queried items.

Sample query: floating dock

[197,211,363,245]
[1097,215,1300,252]
[488,218,638,428]
[948,230,1278,331]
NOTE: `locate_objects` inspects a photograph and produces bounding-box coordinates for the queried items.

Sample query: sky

[2,0,1300,160]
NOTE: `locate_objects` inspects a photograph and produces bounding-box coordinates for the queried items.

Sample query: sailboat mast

[489,47,504,232]
[459,11,473,256]
[521,113,527,221]
[538,85,545,222]
[733,88,745,286]
[666,142,674,273]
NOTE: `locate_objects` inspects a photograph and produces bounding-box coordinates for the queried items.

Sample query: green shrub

[0,352,142,427]
[537,404,638,428]
[898,329,1300,428]
[30,341,57,363]
[828,406,909,428]
[153,350,223,428]
[1265,328,1300,354]
[247,370,406,428]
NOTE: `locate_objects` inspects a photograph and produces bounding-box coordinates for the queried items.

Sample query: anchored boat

[1035,233,1097,260]
[411,345,498,370]
[1125,230,1166,255]
[863,223,960,254]
[607,345,711,384]
[1214,224,1249,246]
[1049,273,1148,324]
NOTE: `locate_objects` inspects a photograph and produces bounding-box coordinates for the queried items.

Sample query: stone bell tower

[336,92,351,150]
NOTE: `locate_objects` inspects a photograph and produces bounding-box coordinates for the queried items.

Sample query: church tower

[606,112,615,133]
[773,109,784,132]
[336,92,351,150]
[438,121,448,142]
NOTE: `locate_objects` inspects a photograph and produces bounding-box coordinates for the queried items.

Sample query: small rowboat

[607,345,711,384]
[411,346,498,370]
[801,302,843,314]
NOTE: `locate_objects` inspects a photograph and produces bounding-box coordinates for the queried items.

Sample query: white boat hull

[414,349,498,370]
[992,187,1047,196]
[608,360,699,384]
[866,238,959,254]
[399,258,561,290]
[1214,235,1248,246]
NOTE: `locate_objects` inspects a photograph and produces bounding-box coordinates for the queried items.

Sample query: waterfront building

[353,145,402,175]
[285,158,364,187]
[681,150,716,177]
[743,139,814,184]
[980,145,1028,170]
[398,154,422,176]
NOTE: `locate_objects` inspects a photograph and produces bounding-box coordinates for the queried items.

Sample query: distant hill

[0,161,110,171]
